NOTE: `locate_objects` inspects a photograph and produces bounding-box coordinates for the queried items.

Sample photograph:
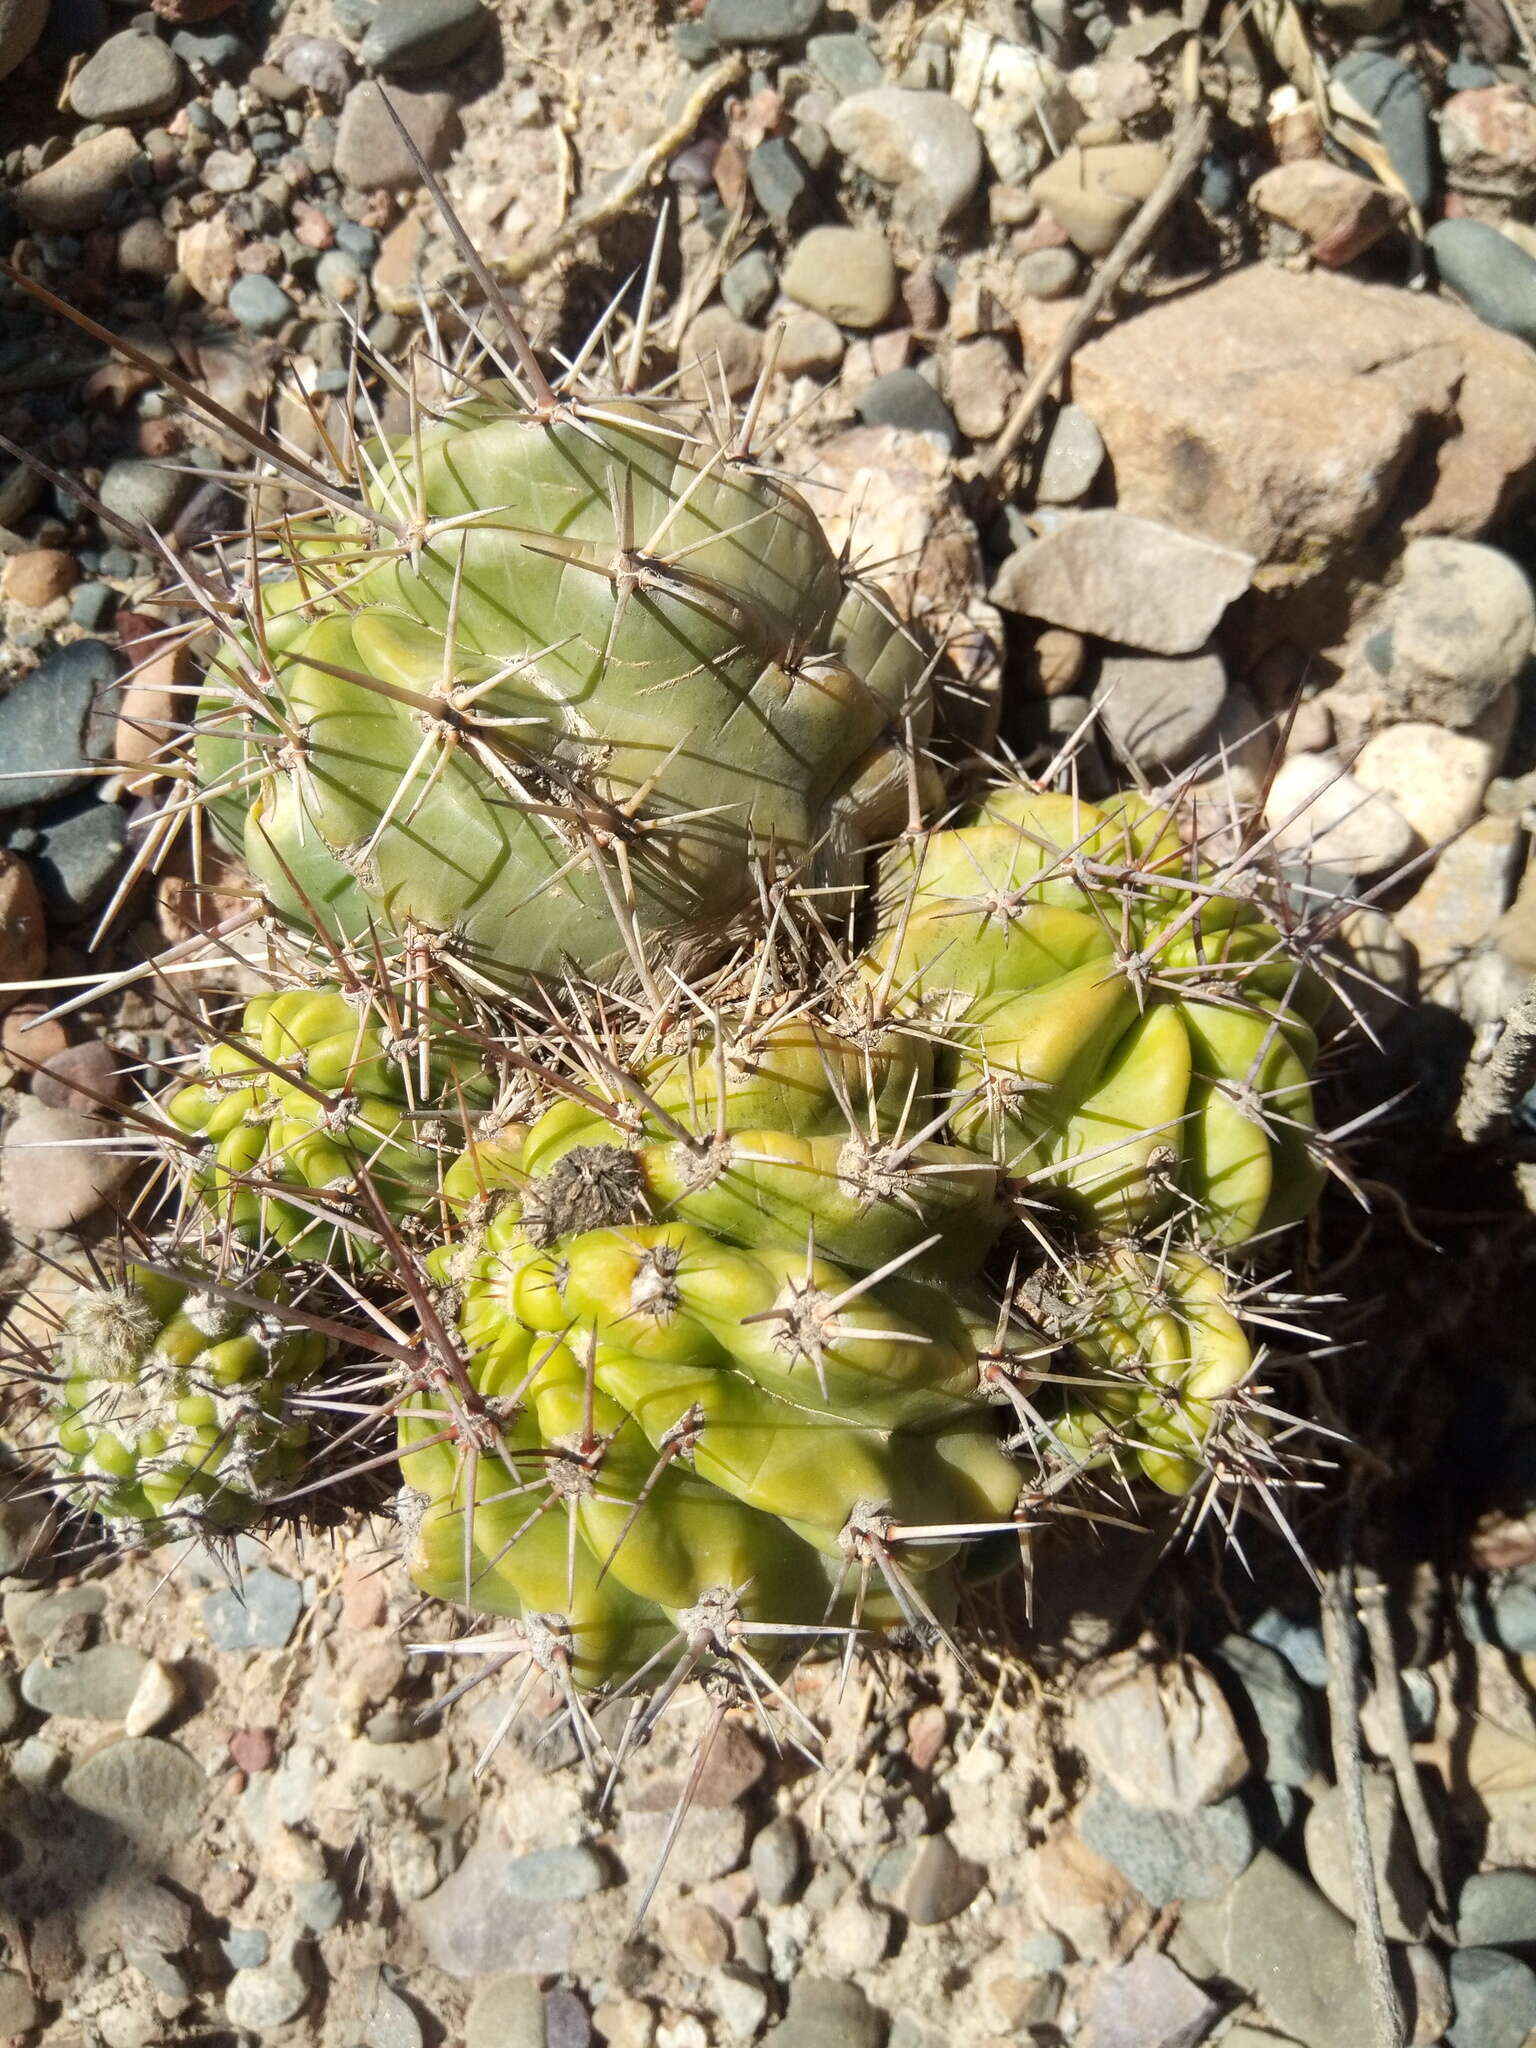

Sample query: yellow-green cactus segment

[53,1265,328,1533]
[195,393,934,989]
[1048,1246,1255,1495]
[168,986,485,1262]
[866,788,1328,1245]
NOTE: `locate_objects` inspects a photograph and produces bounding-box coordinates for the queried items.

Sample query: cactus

[51,1262,328,1538]
[864,788,1329,1246]
[166,984,486,1262]
[192,377,939,994]
[394,1014,1259,1694]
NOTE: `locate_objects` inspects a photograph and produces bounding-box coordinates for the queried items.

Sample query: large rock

[991,510,1253,653]
[1019,265,1536,574]
[1180,1848,1377,2048]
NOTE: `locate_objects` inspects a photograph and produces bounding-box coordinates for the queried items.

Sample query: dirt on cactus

[2,0,1536,2045]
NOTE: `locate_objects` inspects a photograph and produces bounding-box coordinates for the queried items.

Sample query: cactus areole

[195,390,935,990]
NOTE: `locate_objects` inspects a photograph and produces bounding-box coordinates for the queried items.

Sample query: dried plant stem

[980,105,1213,492]
[1357,1568,1450,1924]
[1321,1548,1408,2048]
[1456,973,1536,1144]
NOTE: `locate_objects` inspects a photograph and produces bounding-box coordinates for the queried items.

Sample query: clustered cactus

[10,231,1344,1759]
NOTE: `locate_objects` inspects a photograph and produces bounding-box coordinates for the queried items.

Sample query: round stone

[68,28,183,123]
[781,226,897,328]
[228,274,297,334]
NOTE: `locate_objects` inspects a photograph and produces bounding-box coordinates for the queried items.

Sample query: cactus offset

[864,788,1328,1245]
[51,1263,328,1538]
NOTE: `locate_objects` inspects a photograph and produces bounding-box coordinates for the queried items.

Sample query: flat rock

[1182,1849,1376,2048]
[1070,1651,1250,1811]
[1032,141,1170,254]
[1251,158,1406,265]
[68,27,182,120]
[16,127,140,230]
[20,792,129,923]
[991,510,1253,654]
[359,0,491,73]
[202,1568,304,1651]
[63,1736,206,1849]
[1078,1784,1255,1905]
[465,1976,546,2048]
[1017,266,1536,573]
[225,1936,309,2031]
[22,1644,148,1720]
[1089,1948,1220,2048]
[1093,646,1228,773]
[0,638,117,815]
[900,1833,982,1924]
[826,87,984,225]
[334,81,459,189]
[781,225,897,328]
[1,1105,132,1229]
[1303,1771,1432,1942]
[1035,402,1104,503]
[702,0,824,44]
[411,1839,588,1978]
[1266,753,1416,876]
[0,0,46,79]
[767,1978,884,2048]
[1353,720,1499,845]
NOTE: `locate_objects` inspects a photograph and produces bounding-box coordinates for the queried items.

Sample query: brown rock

[946,336,1020,441]
[115,639,187,778]
[1250,159,1407,266]
[334,83,460,193]
[1026,1828,1151,1959]
[1,1006,69,1070]
[117,215,177,279]
[17,129,140,233]
[680,306,762,399]
[1018,265,1536,572]
[177,213,243,306]
[1,549,77,609]
[1020,625,1086,697]
[31,1039,122,1117]
[1,1107,132,1231]
[1031,141,1169,255]
[0,854,45,1010]
[1440,84,1536,206]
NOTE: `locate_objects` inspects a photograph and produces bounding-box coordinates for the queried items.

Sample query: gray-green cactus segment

[196,392,935,988]
[52,1265,327,1535]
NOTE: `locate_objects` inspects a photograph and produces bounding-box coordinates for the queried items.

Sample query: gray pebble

[1446,59,1499,87]
[316,247,367,299]
[1429,217,1536,348]
[1333,51,1436,211]
[1017,1930,1069,1972]
[1447,1947,1536,2048]
[502,1843,611,1903]
[748,135,815,229]
[14,1735,64,1787]
[201,146,256,192]
[1456,1869,1536,1949]
[1093,644,1227,772]
[0,1665,18,1740]
[769,1978,884,2048]
[360,0,491,74]
[222,1927,271,1970]
[702,0,825,46]
[101,455,193,532]
[1035,402,1104,503]
[544,1986,592,2048]
[69,581,115,629]
[715,1965,770,2039]
[1211,1634,1324,1787]
[225,1938,309,2031]
[807,29,883,95]
[464,1977,544,2048]
[171,27,246,72]
[673,21,721,65]
[295,1876,345,1930]
[228,274,297,335]
[64,1736,206,1847]
[857,369,960,452]
[901,1833,981,1924]
[18,792,126,923]
[202,1568,304,1652]
[1248,1607,1328,1688]
[21,1643,148,1721]
[356,1965,424,2048]
[1078,1783,1256,1906]
[281,34,353,97]
[0,638,115,816]
[722,247,778,322]
[69,28,183,123]
[750,1814,806,1904]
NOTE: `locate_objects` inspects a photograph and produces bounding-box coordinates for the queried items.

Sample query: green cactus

[193,387,938,993]
[52,1263,328,1536]
[167,985,485,1262]
[395,1017,1256,1690]
[864,788,1329,1246]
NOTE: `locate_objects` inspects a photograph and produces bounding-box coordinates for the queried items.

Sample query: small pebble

[702,0,825,47]
[69,28,183,123]
[721,247,778,322]
[1446,1947,1536,2048]
[750,1814,807,1904]
[1456,1868,1536,1948]
[781,225,897,327]
[222,1927,271,1971]
[359,0,492,73]
[123,1656,180,1738]
[856,369,960,452]
[227,273,296,333]
[202,1568,304,1652]
[225,1938,309,2030]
